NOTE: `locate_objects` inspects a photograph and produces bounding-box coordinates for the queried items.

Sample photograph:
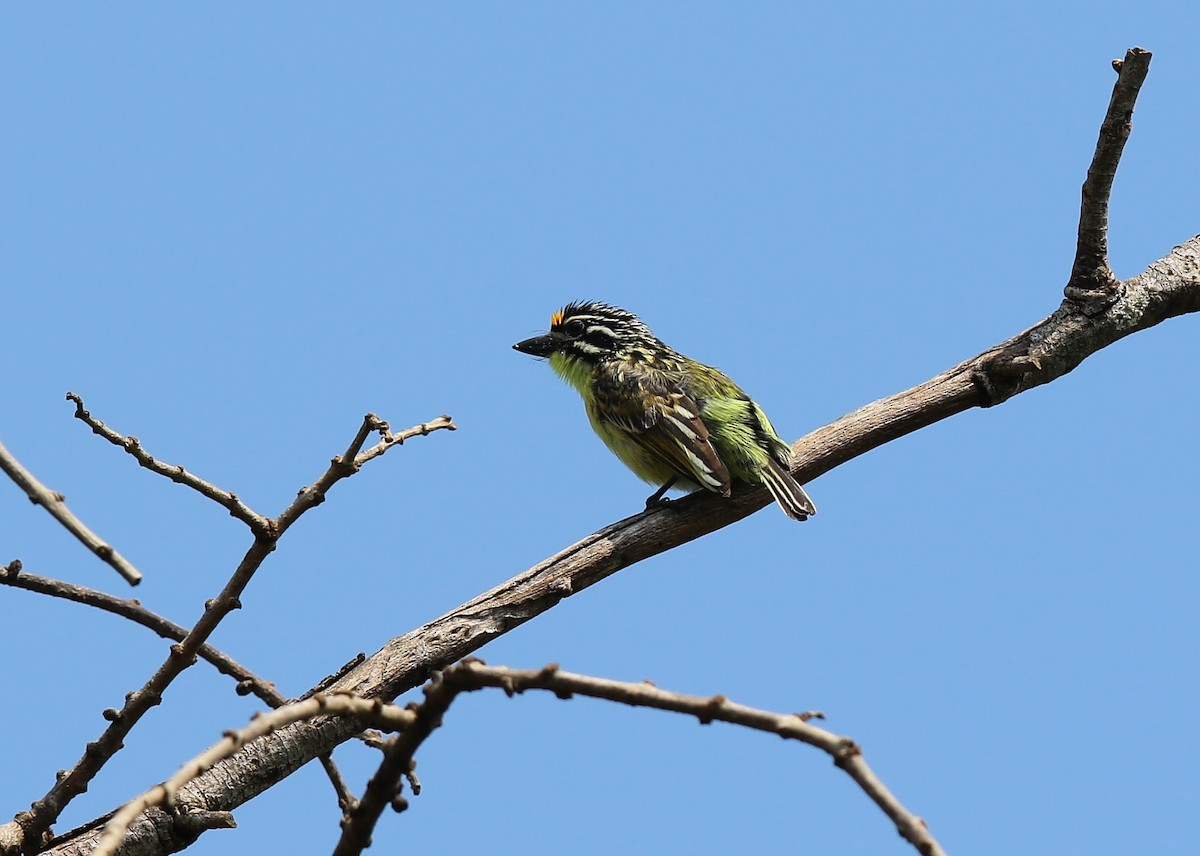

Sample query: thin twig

[320,755,360,815]
[355,415,457,468]
[332,662,947,856]
[12,412,455,851]
[333,675,458,856]
[65,392,274,536]
[1066,47,1153,303]
[92,693,417,856]
[0,562,279,705]
[273,414,456,536]
[0,439,142,586]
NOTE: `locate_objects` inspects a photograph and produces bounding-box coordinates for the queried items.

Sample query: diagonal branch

[66,393,273,536]
[0,439,142,586]
[0,562,280,707]
[1067,46,1152,304]
[14,535,277,849]
[42,226,1200,856]
[333,234,1200,707]
[334,662,947,856]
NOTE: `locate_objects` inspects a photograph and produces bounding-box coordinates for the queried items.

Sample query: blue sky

[2,4,1197,855]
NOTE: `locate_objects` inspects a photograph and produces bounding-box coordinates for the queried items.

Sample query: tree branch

[273,414,456,537]
[91,694,417,856]
[331,230,1200,707]
[0,561,362,834]
[334,662,947,856]
[1067,46,1153,305]
[0,440,142,586]
[65,393,274,536]
[0,562,280,707]
[10,412,455,852]
[73,664,942,856]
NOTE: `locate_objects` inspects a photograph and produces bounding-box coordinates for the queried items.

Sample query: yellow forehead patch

[550,310,564,328]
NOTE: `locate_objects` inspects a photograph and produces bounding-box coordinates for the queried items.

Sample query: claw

[644,478,677,508]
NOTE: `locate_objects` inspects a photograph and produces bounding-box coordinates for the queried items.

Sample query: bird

[513,301,815,520]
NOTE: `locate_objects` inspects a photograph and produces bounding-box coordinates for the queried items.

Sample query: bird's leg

[644,478,677,508]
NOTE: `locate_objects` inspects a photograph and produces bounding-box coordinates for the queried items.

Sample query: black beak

[513,333,560,357]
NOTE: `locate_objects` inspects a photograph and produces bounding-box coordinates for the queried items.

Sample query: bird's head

[513,301,660,366]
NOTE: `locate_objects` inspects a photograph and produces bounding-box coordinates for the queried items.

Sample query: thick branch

[0,440,142,586]
[90,694,415,856]
[334,236,1200,704]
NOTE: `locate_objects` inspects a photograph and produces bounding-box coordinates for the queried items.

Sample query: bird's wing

[594,362,732,495]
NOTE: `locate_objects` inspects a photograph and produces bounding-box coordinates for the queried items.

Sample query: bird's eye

[564,319,586,337]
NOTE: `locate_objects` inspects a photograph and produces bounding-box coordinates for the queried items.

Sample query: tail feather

[761,458,816,521]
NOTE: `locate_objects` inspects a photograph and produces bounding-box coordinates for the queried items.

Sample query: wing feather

[593,362,731,495]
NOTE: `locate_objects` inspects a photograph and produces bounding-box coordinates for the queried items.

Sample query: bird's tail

[762,458,816,521]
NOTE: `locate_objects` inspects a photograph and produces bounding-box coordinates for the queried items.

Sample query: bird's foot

[643,478,678,509]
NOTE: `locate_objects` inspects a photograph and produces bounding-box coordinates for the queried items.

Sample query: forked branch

[8,410,455,853]
[1067,46,1153,304]
[333,662,946,856]
[91,693,419,856]
[87,664,942,856]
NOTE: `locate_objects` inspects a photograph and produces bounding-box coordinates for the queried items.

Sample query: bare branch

[0,439,142,586]
[333,676,457,856]
[354,415,457,468]
[467,664,945,856]
[13,536,276,848]
[68,660,947,856]
[273,414,456,536]
[12,411,454,851]
[0,562,280,707]
[65,392,274,536]
[1067,46,1153,304]
[331,235,1200,705]
[331,662,945,856]
[0,561,358,824]
[92,693,417,856]
[319,755,360,815]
